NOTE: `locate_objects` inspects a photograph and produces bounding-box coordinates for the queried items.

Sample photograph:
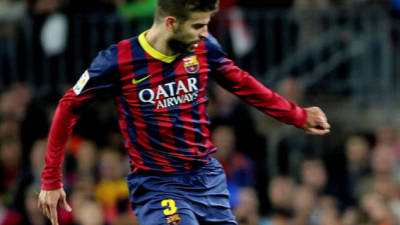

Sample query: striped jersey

[41,32,306,190]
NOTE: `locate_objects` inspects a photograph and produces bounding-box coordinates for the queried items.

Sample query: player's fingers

[307,127,330,135]
[44,205,51,219]
[37,199,43,214]
[43,193,51,218]
[310,107,327,120]
[60,194,72,212]
[325,122,331,129]
[49,204,59,225]
[38,195,48,217]
[318,128,330,135]
[316,106,326,116]
[39,204,46,216]
[306,107,328,124]
[308,129,326,135]
[318,115,327,123]
[318,121,330,130]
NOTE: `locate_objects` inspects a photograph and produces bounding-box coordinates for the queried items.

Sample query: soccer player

[38,0,330,224]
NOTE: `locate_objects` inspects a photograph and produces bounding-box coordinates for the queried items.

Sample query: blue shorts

[126,157,237,225]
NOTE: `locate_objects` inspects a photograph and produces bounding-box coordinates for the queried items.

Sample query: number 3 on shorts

[161,199,178,215]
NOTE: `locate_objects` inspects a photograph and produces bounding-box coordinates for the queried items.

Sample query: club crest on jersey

[166,214,181,225]
[183,55,199,74]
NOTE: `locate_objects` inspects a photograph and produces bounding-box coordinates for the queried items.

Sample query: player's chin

[187,43,199,52]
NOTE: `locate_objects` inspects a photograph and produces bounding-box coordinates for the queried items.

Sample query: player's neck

[146,27,176,56]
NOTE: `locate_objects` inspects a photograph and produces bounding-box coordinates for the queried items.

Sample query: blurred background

[1,0,400,225]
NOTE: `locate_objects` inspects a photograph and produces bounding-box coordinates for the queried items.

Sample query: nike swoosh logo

[132,75,151,85]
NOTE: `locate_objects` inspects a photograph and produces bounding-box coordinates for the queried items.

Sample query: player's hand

[301,107,330,135]
[38,188,72,225]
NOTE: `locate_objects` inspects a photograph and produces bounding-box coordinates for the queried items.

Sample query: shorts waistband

[128,157,218,177]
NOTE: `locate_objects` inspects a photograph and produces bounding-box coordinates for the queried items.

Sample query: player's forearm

[231,74,306,127]
[41,91,83,190]
[215,61,306,127]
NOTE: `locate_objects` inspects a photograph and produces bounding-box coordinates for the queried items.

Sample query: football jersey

[41,32,306,190]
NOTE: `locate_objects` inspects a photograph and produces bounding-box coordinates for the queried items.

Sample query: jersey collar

[138,31,180,63]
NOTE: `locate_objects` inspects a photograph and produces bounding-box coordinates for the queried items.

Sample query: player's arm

[204,35,329,135]
[38,44,120,225]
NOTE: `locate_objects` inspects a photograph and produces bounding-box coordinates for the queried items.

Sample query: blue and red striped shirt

[41,32,306,190]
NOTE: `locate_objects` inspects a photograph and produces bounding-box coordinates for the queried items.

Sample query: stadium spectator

[371,144,396,176]
[94,148,130,224]
[23,185,47,225]
[63,139,98,190]
[73,198,105,225]
[360,192,397,225]
[0,120,20,140]
[0,139,23,196]
[261,208,293,225]
[371,174,400,222]
[277,77,304,105]
[267,176,295,211]
[317,196,342,225]
[13,138,47,213]
[69,177,96,216]
[212,124,254,208]
[341,207,360,225]
[0,83,49,161]
[299,158,328,194]
[209,85,266,166]
[233,187,261,225]
[0,191,22,225]
[342,134,372,206]
[0,84,29,121]
[375,125,396,147]
[74,140,98,177]
[261,176,295,225]
[292,185,319,225]
[271,77,316,177]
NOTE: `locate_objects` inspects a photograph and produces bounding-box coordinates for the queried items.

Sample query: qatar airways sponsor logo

[138,77,199,109]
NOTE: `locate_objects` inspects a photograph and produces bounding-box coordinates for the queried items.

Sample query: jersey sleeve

[41,45,119,190]
[204,35,306,128]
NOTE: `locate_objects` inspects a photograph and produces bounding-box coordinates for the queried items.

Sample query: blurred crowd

[1,0,400,225]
